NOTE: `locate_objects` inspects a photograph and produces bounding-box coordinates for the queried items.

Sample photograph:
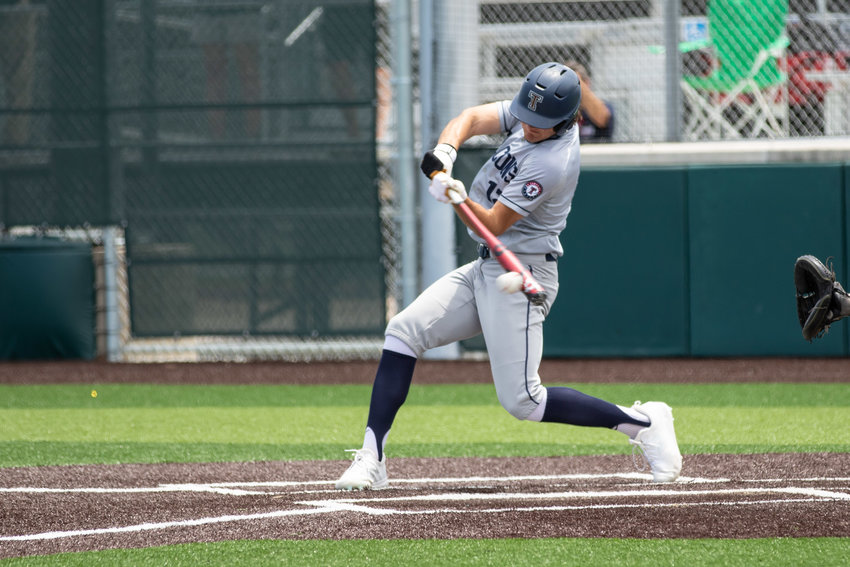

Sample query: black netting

[0,0,381,338]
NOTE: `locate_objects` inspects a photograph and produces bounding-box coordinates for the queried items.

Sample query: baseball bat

[435,176,547,306]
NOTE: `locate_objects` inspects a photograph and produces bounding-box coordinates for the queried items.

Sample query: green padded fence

[0,238,95,359]
[687,163,845,356]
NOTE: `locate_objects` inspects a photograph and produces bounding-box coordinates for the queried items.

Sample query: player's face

[521,122,556,143]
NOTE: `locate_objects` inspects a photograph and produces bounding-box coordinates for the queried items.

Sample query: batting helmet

[509,62,582,131]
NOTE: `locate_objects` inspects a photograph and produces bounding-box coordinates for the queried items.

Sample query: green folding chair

[681,0,789,140]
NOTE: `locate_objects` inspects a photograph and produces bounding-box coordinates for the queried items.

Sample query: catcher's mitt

[794,255,840,341]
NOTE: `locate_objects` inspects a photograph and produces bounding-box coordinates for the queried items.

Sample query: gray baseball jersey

[466,100,581,257]
[386,101,581,421]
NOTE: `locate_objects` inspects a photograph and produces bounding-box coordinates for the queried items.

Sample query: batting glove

[429,172,467,204]
[420,143,457,178]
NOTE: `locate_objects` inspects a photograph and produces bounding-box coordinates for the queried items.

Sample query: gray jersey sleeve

[499,100,518,134]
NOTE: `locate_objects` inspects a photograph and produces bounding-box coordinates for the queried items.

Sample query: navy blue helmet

[509,62,582,130]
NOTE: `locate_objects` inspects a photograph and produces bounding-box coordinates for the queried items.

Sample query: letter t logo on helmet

[526,91,544,111]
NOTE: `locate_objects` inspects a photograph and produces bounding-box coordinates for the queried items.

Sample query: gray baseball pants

[386,255,559,420]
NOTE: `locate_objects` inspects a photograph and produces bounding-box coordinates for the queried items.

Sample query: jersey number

[486,181,501,204]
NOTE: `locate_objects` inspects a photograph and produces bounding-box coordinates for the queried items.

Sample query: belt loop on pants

[477,243,557,262]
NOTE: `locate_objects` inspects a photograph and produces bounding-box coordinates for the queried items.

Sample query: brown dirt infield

[1,453,849,558]
[3,356,850,385]
[1,358,848,559]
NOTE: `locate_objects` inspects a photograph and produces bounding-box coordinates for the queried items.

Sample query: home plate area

[1,453,849,558]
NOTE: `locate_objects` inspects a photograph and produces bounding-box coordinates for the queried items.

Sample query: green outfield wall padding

[0,238,95,360]
[546,167,689,356]
[843,162,850,354]
[688,163,846,356]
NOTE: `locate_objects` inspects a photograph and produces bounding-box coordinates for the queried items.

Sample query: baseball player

[336,62,682,490]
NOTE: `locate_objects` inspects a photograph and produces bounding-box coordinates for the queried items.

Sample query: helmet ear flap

[554,112,578,135]
[553,120,567,134]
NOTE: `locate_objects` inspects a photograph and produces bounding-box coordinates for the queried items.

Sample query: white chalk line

[0,508,328,542]
[0,485,271,497]
[2,473,848,543]
[301,496,833,516]
[0,472,720,496]
[325,486,850,505]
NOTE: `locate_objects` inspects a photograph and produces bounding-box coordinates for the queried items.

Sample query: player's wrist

[433,143,457,163]
[420,143,457,178]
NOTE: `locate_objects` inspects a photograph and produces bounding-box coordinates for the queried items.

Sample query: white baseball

[496,271,524,294]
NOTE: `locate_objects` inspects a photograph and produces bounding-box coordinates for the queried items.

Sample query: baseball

[496,271,524,294]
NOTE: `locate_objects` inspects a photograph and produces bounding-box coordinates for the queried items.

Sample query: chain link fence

[432,0,850,144]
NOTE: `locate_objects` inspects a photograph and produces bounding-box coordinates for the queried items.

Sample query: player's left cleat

[629,401,682,483]
[335,448,388,490]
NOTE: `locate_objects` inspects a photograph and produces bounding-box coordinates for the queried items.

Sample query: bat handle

[520,272,548,305]
[428,170,466,204]
[446,186,466,205]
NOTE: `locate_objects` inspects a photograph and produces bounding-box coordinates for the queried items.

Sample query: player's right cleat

[335,448,388,490]
[629,401,682,483]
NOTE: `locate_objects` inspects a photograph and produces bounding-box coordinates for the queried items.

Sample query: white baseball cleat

[335,448,388,490]
[629,401,683,483]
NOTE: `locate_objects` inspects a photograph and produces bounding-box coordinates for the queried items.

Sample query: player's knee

[385,313,410,342]
[496,382,546,421]
[385,315,424,358]
[497,392,539,421]
[385,312,405,336]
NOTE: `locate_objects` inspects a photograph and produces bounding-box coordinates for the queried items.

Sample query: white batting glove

[429,172,467,204]
[420,143,457,178]
[432,143,457,176]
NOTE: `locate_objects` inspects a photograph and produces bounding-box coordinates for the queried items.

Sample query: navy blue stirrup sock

[365,349,417,460]
[541,386,648,429]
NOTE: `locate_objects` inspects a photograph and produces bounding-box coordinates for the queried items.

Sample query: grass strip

[2,537,848,566]
[1,382,849,409]
[0,383,848,467]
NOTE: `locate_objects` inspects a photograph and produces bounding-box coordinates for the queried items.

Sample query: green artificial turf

[0,382,847,467]
[2,537,848,567]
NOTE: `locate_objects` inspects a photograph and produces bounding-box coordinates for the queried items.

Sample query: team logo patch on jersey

[522,181,543,200]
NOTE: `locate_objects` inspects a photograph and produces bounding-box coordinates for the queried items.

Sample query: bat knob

[526,291,547,306]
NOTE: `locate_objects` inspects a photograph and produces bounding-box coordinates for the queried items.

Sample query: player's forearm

[454,199,517,237]
[437,103,502,148]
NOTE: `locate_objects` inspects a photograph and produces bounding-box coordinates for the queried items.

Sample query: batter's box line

[302,497,843,517]
[319,486,850,506]
[741,477,850,483]
[0,472,724,497]
[4,473,850,499]
[297,485,850,516]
